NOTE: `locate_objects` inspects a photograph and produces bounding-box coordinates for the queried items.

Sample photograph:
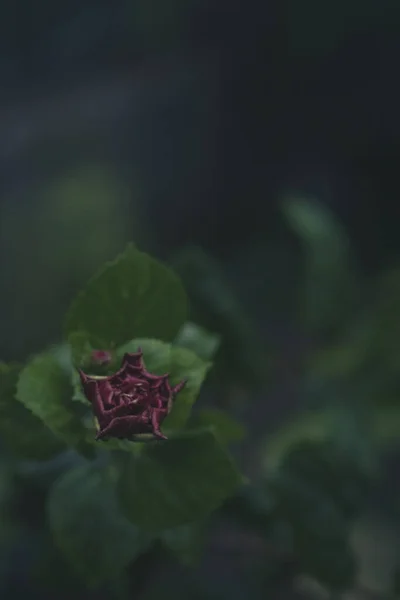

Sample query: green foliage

[370,406,400,447]
[174,321,221,362]
[117,429,242,531]
[16,350,94,459]
[271,439,373,521]
[370,268,400,371]
[0,363,64,460]
[47,464,152,586]
[267,440,362,590]
[65,244,188,357]
[1,165,134,361]
[5,198,400,599]
[282,196,356,334]
[262,409,336,471]
[307,314,376,381]
[292,509,356,591]
[172,246,267,386]
[0,241,246,590]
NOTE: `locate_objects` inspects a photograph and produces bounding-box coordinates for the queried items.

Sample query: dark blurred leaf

[117,429,242,532]
[117,338,211,432]
[47,464,152,586]
[172,246,267,386]
[16,350,94,458]
[371,406,400,448]
[262,409,336,471]
[65,244,188,359]
[188,408,246,446]
[160,522,206,566]
[272,439,373,520]
[270,405,400,456]
[307,312,376,381]
[370,268,400,371]
[282,196,356,334]
[0,363,64,460]
[175,322,221,362]
[32,533,91,595]
[221,485,276,537]
[293,512,356,591]
[269,455,356,590]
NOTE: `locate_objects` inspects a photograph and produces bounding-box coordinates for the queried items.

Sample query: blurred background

[1,1,400,599]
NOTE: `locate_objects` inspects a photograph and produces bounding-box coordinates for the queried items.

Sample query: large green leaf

[0,363,64,460]
[47,464,152,586]
[282,196,356,333]
[117,338,211,431]
[65,244,188,356]
[117,429,242,531]
[16,351,94,458]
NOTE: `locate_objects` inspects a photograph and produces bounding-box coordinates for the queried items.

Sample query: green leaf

[16,351,94,458]
[47,464,152,586]
[189,408,246,446]
[175,322,221,362]
[282,196,356,333]
[65,244,188,358]
[0,363,64,460]
[160,522,206,566]
[71,368,88,405]
[117,338,211,431]
[117,429,242,531]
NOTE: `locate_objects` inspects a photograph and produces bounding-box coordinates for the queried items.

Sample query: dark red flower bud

[91,349,112,365]
[78,348,186,442]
